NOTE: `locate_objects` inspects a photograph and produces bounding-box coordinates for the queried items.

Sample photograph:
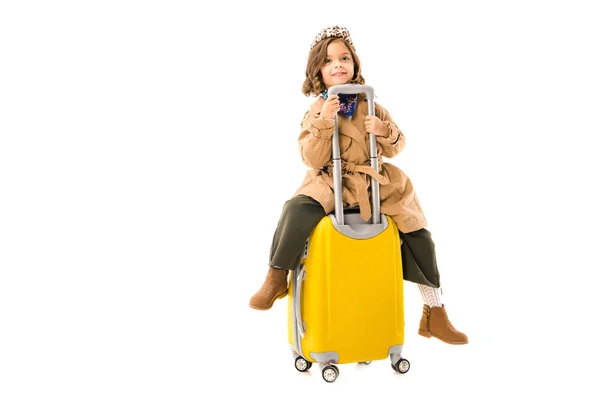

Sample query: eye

[324,58,331,63]
[342,56,351,61]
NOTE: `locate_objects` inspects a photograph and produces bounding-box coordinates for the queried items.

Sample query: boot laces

[259,285,275,296]
[446,320,458,332]
[258,282,285,296]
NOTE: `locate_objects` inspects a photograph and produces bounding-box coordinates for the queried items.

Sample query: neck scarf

[321,90,357,118]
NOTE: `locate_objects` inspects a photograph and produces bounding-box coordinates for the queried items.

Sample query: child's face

[320,39,355,89]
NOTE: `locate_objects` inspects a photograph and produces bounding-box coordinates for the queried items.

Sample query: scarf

[320,90,357,118]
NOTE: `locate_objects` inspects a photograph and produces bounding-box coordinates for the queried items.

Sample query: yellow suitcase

[287,84,410,383]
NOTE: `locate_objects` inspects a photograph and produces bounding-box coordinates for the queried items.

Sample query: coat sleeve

[298,100,334,168]
[375,102,406,159]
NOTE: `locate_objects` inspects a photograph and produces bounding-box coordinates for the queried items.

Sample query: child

[249,26,468,345]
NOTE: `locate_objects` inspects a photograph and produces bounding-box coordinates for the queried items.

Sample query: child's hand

[320,95,340,119]
[365,116,389,137]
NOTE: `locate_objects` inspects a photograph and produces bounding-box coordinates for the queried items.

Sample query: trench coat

[293,96,428,234]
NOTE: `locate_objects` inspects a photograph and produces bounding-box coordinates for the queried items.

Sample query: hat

[310,26,355,51]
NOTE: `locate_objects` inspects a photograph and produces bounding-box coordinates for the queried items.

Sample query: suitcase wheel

[322,365,339,383]
[294,356,312,372]
[392,358,410,374]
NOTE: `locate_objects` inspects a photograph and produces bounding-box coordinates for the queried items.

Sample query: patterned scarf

[321,90,357,118]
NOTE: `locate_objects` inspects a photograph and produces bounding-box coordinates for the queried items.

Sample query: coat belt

[324,162,389,221]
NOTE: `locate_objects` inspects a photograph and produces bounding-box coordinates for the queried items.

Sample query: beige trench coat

[294,96,428,233]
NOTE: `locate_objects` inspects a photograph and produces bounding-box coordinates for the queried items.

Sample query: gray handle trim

[329,214,388,239]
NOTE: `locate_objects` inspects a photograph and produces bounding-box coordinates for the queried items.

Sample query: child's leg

[399,228,468,345]
[268,195,326,270]
[417,283,442,307]
[249,195,326,310]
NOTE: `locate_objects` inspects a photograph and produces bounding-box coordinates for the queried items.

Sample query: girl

[249,26,468,345]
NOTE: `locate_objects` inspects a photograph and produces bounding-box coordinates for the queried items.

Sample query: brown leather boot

[249,267,289,310]
[418,304,468,345]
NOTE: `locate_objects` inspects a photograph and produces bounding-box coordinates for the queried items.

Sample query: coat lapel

[338,114,369,157]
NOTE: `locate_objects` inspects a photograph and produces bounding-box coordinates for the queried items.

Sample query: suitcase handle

[327,84,381,225]
[328,83,375,98]
[294,266,306,338]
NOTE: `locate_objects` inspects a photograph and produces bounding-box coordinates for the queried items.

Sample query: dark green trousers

[269,194,441,288]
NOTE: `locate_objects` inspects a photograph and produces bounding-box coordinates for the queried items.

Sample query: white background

[1,0,599,398]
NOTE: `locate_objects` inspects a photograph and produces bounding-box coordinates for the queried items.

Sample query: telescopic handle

[327,84,374,100]
[327,84,381,225]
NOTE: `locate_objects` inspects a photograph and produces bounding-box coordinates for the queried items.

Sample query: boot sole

[248,290,288,311]
[418,330,468,345]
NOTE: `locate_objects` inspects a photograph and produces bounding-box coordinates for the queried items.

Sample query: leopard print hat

[310,26,356,51]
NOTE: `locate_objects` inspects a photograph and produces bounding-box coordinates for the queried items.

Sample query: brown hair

[301,37,365,97]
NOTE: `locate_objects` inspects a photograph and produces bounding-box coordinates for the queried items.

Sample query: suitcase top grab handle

[327,84,381,226]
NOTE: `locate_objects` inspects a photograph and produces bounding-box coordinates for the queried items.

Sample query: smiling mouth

[332,72,346,77]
